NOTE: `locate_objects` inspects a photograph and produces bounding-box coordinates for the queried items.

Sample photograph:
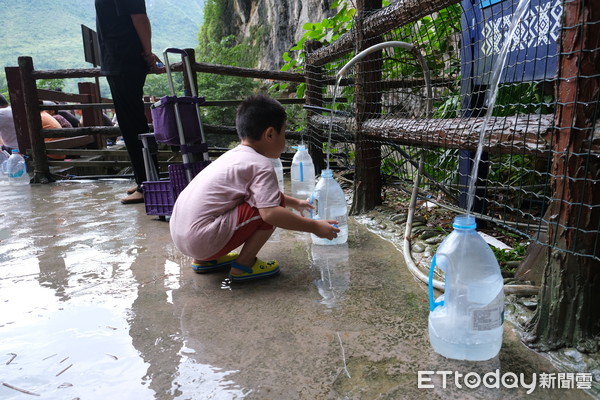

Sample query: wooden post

[5,66,31,154]
[525,0,600,352]
[17,56,53,183]
[78,82,104,148]
[350,0,383,215]
[304,40,326,174]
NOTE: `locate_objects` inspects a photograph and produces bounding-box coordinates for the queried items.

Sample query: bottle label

[470,290,504,331]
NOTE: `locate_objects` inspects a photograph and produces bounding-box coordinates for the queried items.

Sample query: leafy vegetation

[190,0,264,145]
[492,242,528,276]
[273,0,356,100]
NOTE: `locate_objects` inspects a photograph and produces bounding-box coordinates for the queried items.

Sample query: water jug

[270,158,284,192]
[428,214,504,361]
[290,145,315,203]
[5,149,29,185]
[310,169,348,245]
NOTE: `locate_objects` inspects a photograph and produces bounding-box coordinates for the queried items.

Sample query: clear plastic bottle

[270,157,284,192]
[6,149,29,185]
[310,169,348,245]
[290,145,315,204]
[428,214,504,361]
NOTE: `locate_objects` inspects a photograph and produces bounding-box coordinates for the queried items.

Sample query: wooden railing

[5,49,306,183]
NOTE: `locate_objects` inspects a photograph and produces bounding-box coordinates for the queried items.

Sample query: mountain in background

[1,0,205,71]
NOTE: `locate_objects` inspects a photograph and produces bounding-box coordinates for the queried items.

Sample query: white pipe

[336,41,415,79]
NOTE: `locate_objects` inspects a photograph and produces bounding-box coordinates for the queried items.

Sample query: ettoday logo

[417,370,594,394]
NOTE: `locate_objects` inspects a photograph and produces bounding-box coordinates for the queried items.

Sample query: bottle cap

[321,169,333,178]
[453,214,476,230]
[11,149,18,154]
[292,145,306,151]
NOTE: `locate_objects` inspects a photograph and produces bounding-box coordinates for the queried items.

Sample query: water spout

[466,0,532,215]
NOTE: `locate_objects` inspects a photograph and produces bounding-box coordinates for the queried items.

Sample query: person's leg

[192,195,285,277]
[192,203,275,265]
[230,227,275,274]
[107,73,158,201]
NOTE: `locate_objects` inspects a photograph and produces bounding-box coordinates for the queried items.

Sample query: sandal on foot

[229,258,280,282]
[192,252,239,273]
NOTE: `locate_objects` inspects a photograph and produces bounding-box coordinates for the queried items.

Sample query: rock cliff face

[227,0,337,70]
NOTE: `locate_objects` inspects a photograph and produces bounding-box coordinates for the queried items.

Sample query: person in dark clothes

[95,0,163,204]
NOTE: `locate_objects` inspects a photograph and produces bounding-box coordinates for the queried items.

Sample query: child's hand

[313,220,341,240]
[292,199,314,217]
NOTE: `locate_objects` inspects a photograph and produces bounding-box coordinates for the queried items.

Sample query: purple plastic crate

[151,96,205,145]
[169,160,211,198]
[143,180,175,216]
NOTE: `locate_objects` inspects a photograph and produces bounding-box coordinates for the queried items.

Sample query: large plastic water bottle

[290,145,315,203]
[428,214,504,361]
[0,149,9,185]
[310,169,348,245]
[5,149,29,185]
[270,158,284,192]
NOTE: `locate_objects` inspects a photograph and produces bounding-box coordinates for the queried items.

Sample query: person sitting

[41,104,65,160]
[0,94,18,152]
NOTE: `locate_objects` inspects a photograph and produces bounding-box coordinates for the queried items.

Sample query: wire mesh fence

[303,0,600,262]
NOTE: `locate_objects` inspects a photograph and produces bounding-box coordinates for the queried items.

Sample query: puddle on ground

[0,181,248,400]
[0,181,594,399]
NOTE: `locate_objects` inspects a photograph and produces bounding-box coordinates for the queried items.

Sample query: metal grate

[302,0,600,262]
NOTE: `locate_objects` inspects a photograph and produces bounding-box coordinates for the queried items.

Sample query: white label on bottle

[470,291,504,331]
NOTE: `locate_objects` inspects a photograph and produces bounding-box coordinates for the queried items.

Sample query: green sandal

[192,252,239,273]
[229,258,280,282]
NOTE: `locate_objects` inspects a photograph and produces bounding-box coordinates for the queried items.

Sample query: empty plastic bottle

[270,157,284,192]
[428,214,504,361]
[310,169,348,245]
[5,149,29,185]
[290,145,315,204]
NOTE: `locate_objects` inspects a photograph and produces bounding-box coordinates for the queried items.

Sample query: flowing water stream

[465,0,532,215]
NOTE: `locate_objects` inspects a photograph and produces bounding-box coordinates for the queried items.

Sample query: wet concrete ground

[0,180,594,399]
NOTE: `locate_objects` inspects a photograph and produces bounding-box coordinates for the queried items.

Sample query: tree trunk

[525,0,600,352]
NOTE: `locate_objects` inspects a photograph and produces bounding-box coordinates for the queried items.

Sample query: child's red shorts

[206,193,285,260]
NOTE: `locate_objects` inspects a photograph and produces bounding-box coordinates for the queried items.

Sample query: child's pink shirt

[169,145,280,260]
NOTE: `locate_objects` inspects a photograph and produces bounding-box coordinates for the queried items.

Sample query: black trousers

[107,72,158,189]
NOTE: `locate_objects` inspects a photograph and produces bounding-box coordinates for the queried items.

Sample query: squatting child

[169,94,340,282]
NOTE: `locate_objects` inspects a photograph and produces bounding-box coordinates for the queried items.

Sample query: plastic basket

[151,96,205,145]
[169,160,211,198]
[143,180,175,216]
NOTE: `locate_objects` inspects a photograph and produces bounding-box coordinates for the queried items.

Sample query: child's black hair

[235,94,287,141]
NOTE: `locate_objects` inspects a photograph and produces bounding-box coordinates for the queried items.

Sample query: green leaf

[296,83,306,98]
